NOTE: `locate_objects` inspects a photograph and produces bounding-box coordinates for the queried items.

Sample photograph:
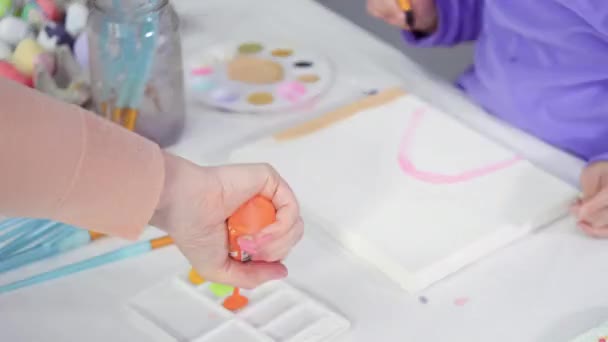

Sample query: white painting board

[127,272,350,342]
[227,88,578,292]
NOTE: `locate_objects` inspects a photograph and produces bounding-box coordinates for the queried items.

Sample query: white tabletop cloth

[1,1,603,341]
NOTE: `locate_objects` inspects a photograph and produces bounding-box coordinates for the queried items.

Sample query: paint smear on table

[454,297,470,306]
[398,108,521,184]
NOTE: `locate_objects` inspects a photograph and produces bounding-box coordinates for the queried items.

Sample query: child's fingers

[579,222,608,239]
[387,12,407,28]
[580,164,603,200]
[579,188,608,218]
[582,209,608,228]
[367,0,405,27]
[367,1,383,18]
[569,202,580,216]
[367,1,388,20]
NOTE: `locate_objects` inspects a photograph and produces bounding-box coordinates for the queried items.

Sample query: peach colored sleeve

[0,79,165,240]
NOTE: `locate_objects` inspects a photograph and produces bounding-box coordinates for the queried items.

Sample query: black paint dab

[294,61,313,68]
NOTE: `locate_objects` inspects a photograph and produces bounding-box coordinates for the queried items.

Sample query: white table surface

[2,1,605,341]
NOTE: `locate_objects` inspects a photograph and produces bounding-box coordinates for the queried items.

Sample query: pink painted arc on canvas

[398,108,522,184]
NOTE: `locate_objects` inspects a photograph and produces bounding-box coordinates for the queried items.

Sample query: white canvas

[228,93,578,292]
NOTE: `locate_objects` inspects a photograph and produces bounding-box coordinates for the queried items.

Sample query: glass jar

[87,0,185,147]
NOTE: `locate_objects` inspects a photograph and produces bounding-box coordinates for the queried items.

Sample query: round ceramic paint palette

[188,42,334,113]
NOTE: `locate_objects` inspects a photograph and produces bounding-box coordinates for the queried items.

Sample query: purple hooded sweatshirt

[403,0,608,163]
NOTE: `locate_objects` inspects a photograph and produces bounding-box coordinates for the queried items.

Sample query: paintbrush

[0,218,29,233]
[115,11,159,132]
[0,227,105,274]
[397,0,415,28]
[0,218,35,246]
[0,221,60,259]
[109,0,160,132]
[0,236,173,294]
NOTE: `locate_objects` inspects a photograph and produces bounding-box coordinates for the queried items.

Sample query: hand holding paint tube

[366,0,438,32]
[222,195,277,311]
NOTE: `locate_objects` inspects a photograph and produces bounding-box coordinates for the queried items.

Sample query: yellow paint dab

[188,268,205,285]
[297,74,320,83]
[248,92,274,105]
[272,48,293,57]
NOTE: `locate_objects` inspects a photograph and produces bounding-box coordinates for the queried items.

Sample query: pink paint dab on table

[453,297,470,306]
[191,66,213,76]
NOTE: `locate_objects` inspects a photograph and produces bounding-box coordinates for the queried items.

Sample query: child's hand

[366,0,438,32]
[573,161,608,237]
[151,153,304,288]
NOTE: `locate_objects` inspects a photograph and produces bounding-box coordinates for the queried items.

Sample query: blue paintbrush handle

[7,224,78,258]
[50,229,92,251]
[100,0,160,111]
[116,24,138,108]
[100,0,126,103]
[0,241,151,294]
[0,248,57,274]
[40,225,78,248]
[130,17,158,108]
[7,224,77,259]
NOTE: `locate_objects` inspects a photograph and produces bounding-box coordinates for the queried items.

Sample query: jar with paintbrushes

[87,0,185,147]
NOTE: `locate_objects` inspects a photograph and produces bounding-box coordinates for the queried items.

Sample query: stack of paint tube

[0,0,91,105]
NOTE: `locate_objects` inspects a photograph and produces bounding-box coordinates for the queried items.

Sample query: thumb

[214,261,288,289]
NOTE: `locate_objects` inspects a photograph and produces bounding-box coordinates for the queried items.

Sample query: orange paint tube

[227,195,276,262]
[223,195,276,312]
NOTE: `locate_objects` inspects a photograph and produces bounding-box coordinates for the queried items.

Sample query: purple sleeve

[402,0,485,47]
[587,154,608,166]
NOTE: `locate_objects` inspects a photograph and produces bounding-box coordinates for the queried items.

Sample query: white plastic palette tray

[127,272,350,342]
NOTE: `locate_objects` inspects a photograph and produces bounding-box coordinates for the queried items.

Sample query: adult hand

[151,153,303,288]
